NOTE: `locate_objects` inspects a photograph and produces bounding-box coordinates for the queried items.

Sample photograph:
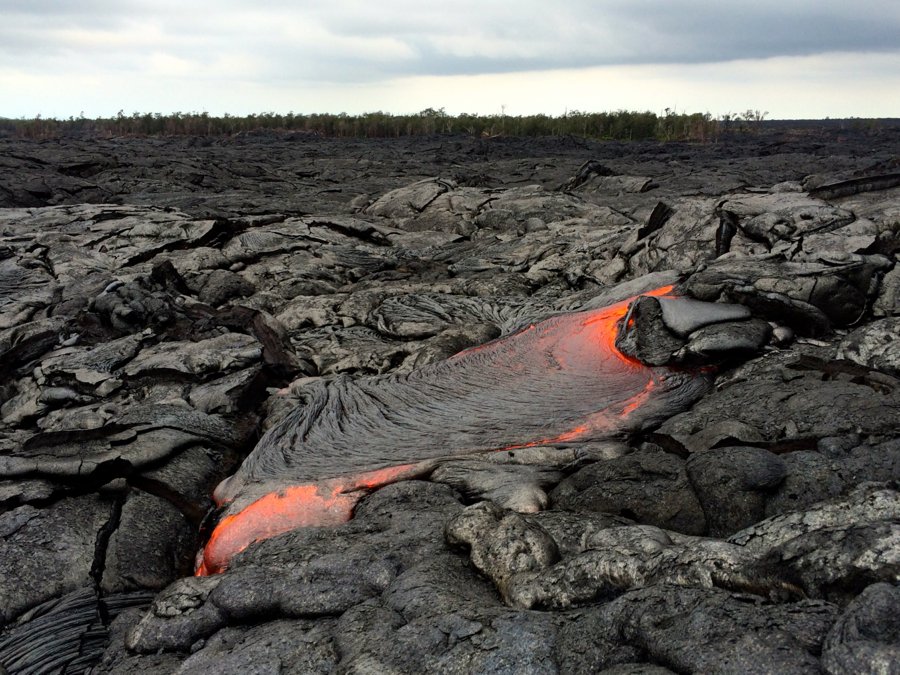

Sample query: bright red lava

[197,464,418,576]
[197,285,675,576]
[514,284,672,446]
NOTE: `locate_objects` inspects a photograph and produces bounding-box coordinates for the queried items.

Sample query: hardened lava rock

[0,128,898,673]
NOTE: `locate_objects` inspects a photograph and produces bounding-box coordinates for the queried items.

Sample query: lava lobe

[197,286,712,575]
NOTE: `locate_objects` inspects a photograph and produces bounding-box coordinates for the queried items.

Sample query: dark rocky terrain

[0,126,898,674]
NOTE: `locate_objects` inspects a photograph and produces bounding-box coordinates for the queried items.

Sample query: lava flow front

[198,284,709,575]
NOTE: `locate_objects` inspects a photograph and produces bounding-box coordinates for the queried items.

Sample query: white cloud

[361,53,889,120]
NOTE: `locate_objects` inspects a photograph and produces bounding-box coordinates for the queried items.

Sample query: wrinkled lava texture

[199,284,712,575]
[1,124,899,674]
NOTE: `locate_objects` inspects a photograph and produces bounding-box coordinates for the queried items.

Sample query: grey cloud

[313,1,900,75]
[598,1,900,61]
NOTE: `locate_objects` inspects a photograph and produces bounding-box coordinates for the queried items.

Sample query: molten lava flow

[196,484,356,576]
[197,284,710,576]
[198,464,419,575]
[496,284,673,448]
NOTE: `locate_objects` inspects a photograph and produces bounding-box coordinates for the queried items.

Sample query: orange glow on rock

[496,284,674,447]
[197,284,685,576]
[197,484,356,576]
[198,463,420,575]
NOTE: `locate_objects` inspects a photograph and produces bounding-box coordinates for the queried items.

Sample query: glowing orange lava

[198,463,419,575]
[198,285,679,576]
[497,284,673,448]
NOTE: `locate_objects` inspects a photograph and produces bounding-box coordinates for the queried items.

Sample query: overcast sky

[2,0,898,120]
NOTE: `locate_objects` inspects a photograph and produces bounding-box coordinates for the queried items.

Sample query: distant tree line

[0,107,774,142]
